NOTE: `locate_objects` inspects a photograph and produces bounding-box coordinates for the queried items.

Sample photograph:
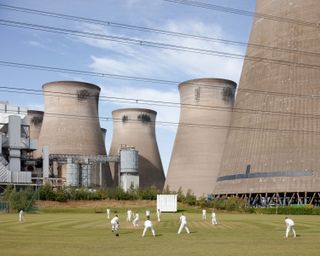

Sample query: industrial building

[0,82,166,191]
[34,81,114,188]
[165,78,236,196]
[0,102,36,185]
[109,108,165,190]
[214,0,320,206]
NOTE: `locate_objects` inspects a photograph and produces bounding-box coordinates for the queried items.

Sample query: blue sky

[0,0,255,174]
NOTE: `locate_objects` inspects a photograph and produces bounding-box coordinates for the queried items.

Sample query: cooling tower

[27,110,43,140]
[36,81,112,187]
[215,0,320,195]
[109,108,165,189]
[165,78,236,196]
[37,81,106,155]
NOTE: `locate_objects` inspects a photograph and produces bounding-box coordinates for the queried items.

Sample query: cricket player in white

[202,209,206,220]
[142,216,156,237]
[133,212,139,227]
[284,217,296,238]
[111,215,120,235]
[178,213,190,234]
[157,209,161,222]
[127,209,132,222]
[19,210,25,223]
[106,208,110,219]
[211,210,217,225]
[146,209,150,218]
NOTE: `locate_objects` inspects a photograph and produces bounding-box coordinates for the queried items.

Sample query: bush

[39,183,55,200]
[185,189,197,206]
[253,206,320,215]
[225,197,246,211]
[3,186,36,212]
[55,190,68,202]
[138,186,159,200]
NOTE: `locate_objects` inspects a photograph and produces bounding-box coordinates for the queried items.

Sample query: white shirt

[144,220,153,228]
[134,213,139,219]
[285,218,294,226]
[180,215,187,224]
[111,216,119,225]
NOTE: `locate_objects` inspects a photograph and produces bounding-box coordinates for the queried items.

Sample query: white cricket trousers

[286,225,296,238]
[142,227,156,237]
[178,223,190,234]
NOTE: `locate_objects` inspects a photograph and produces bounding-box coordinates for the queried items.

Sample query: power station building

[0,102,36,184]
[165,78,236,196]
[109,108,165,190]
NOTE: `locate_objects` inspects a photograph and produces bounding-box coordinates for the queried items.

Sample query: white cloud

[77,19,244,83]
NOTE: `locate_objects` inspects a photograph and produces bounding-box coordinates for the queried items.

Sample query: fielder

[19,209,25,223]
[146,209,150,218]
[111,214,120,236]
[157,209,161,222]
[284,217,296,238]
[202,209,206,220]
[211,209,217,225]
[127,209,132,222]
[133,212,139,227]
[106,208,110,219]
[142,216,156,237]
[178,213,190,234]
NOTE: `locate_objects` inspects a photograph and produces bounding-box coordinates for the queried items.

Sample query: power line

[162,0,320,28]
[1,19,320,71]
[2,108,320,136]
[1,60,320,101]
[2,85,320,122]
[0,3,319,58]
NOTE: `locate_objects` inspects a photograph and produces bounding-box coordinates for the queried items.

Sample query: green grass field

[1,209,320,256]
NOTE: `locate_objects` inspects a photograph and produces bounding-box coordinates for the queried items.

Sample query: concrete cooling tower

[109,108,165,189]
[165,78,236,197]
[27,110,43,140]
[214,0,320,200]
[37,81,106,156]
[36,81,112,187]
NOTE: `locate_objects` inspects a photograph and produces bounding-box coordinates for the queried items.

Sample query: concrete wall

[215,0,320,194]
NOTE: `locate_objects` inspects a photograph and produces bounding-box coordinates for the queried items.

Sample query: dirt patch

[36,200,156,209]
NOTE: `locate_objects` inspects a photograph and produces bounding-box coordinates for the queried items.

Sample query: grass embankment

[1,205,320,256]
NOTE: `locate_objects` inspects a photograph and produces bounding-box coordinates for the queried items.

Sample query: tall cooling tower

[36,81,112,187]
[109,108,165,189]
[215,0,320,195]
[37,81,106,155]
[165,78,236,196]
[27,110,43,140]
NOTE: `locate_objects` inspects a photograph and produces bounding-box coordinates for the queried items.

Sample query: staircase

[0,155,9,182]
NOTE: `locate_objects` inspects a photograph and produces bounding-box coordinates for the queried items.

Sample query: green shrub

[3,186,36,212]
[253,206,320,215]
[176,187,186,203]
[39,183,55,200]
[225,197,246,211]
[138,186,159,200]
[55,190,69,202]
[185,189,197,206]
